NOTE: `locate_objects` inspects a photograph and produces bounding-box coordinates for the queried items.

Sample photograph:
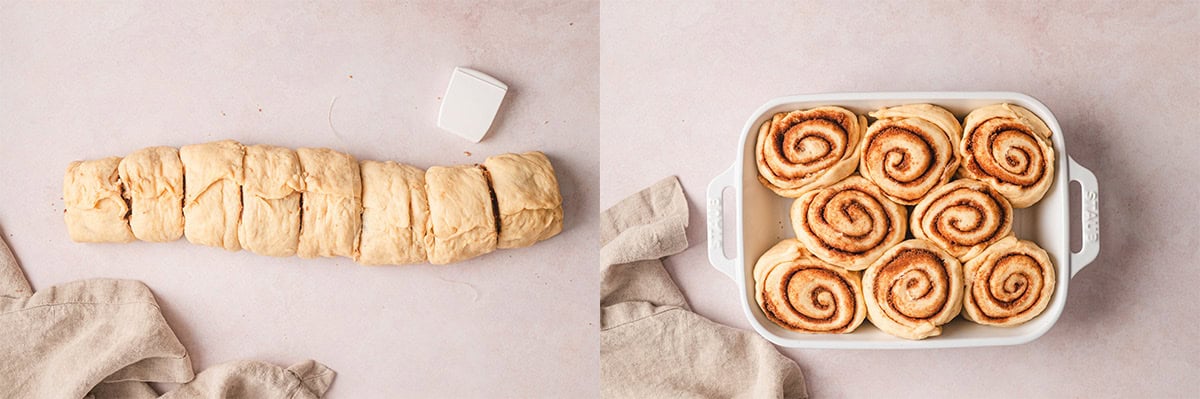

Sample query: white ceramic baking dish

[706,92,1099,349]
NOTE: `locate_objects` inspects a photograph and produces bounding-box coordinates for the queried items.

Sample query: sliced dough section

[297,148,362,259]
[63,157,135,243]
[482,151,563,248]
[239,145,303,257]
[118,147,184,242]
[424,164,497,264]
[180,140,245,251]
[357,161,430,265]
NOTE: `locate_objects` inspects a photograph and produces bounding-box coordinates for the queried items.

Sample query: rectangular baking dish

[706,92,1099,349]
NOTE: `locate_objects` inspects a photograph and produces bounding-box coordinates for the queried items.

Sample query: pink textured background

[0,1,597,397]
[600,1,1198,397]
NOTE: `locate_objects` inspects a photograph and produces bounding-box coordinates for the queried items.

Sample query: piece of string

[328,95,345,142]
[437,276,480,303]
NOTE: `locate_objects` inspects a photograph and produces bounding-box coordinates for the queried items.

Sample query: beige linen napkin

[0,232,334,398]
[600,177,807,399]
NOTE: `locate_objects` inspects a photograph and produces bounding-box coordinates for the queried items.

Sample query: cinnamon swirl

[755,106,865,197]
[959,104,1055,208]
[962,237,1056,327]
[862,239,963,340]
[753,239,866,334]
[910,179,1013,261]
[860,104,962,205]
[790,176,907,271]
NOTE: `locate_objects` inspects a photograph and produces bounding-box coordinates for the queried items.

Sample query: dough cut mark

[115,168,134,222]
[478,164,502,237]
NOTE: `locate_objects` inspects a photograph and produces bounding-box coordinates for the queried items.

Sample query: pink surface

[600,1,1198,398]
[0,1,597,397]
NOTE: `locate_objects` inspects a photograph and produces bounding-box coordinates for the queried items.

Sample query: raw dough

[118,146,184,242]
[297,148,362,259]
[424,164,497,264]
[357,161,430,265]
[482,151,563,249]
[239,145,302,257]
[180,140,245,251]
[63,157,135,243]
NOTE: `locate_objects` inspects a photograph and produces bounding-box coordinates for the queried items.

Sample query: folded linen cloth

[0,232,334,398]
[600,177,807,399]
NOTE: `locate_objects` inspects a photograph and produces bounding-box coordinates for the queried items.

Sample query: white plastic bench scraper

[437,67,508,142]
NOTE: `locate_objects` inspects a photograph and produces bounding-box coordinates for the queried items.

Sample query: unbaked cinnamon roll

[753,239,866,334]
[63,157,136,243]
[962,237,1056,327]
[791,176,907,271]
[860,104,962,205]
[862,239,963,340]
[755,106,865,197]
[959,104,1055,208]
[910,179,1013,261]
[180,140,245,251]
[118,147,185,242]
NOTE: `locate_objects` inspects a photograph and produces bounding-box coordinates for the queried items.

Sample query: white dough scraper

[437,67,508,142]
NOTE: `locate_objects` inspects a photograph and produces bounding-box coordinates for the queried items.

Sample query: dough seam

[478,164,502,237]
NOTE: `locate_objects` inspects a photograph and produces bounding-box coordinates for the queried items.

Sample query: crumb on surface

[464,151,472,157]
[258,107,262,112]
[349,74,353,79]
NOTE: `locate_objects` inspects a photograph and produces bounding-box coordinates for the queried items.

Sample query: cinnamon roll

[755,106,865,197]
[962,237,1056,327]
[791,176,906,271]
[862,239,963,340]
[860,104,962,205]
[753,239,866,334]
[910,179,1013,261]
[959,104,1055,208]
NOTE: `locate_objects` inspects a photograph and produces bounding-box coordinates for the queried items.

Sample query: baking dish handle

[1068,157,1100,277]
[706,164,739,281]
